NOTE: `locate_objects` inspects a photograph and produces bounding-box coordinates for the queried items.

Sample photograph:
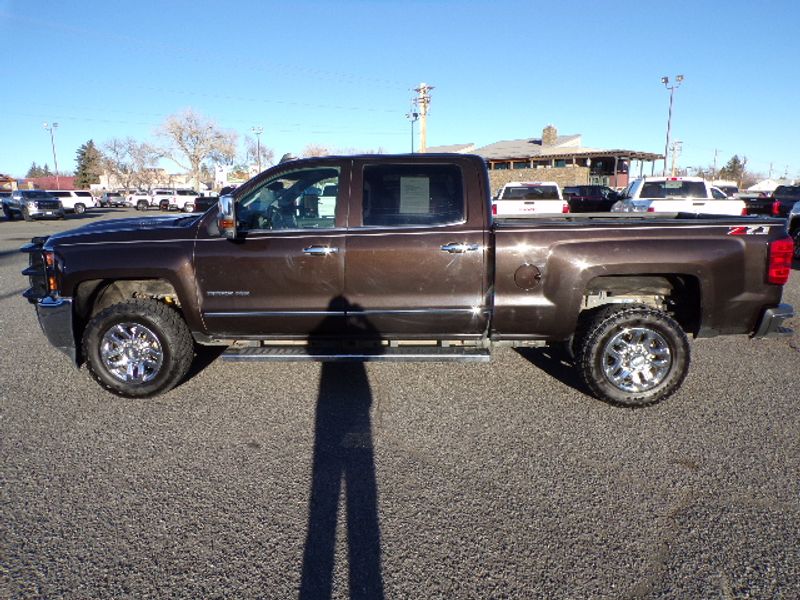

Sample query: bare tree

[128,141,164,190]
[301,144,330,158]
[244,135,275,171]
[158,109,237,189]
[102,138,135,189]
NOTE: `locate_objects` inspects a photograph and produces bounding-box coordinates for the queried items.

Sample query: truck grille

[20,236,49,302]
[36,200,61,210]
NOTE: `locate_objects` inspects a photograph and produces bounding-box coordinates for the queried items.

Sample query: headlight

[26,201,37,209]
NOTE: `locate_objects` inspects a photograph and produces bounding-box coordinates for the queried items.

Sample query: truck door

[344,158,489,337]
[193,162,349,337]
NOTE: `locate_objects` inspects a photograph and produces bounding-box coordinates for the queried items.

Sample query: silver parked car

[3,190,65,221]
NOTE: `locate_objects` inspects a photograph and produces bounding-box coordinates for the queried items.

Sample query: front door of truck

[193,162,349,337]
[343,159,489,337]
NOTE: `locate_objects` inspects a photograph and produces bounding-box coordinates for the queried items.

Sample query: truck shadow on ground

[300,297,385,600]
[515,347,590,397]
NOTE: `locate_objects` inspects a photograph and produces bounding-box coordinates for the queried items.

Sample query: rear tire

[575,305,690,407]
[3,207,14,220]
[137,200,148,211]
[82,299,194,398]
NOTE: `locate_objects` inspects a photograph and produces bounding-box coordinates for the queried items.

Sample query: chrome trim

[440,242,480,253]
[35,297,77,365]
[204,308,487,318]
[752,304,795,338]
[302,245,339,255]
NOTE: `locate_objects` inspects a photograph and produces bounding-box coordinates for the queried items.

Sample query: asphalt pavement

[1,210,798,599]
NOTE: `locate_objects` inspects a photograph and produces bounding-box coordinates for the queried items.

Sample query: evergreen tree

[74,139,103,188]
[718,155,746,184]
[42,163,52,176]
[26,162,43,177]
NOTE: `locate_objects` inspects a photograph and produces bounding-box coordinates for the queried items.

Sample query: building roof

[474,134,582,160]
[424,143,476,154]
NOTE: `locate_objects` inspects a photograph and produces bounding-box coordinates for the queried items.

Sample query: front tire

[22,207,33,221]
[575,306,690,407]
[74,203,86,214]
[82,299,194,398]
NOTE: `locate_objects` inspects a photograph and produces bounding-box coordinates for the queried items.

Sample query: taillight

[741,206,748,216]
[562,203,569,213]
[771,199,781,216]
[767,237,794,285]
[647,207,655,213]
[491,203,497,216]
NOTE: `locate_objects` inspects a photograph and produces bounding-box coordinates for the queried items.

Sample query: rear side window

[362,164,464,227]
[641,181,707,198]
[76,191,92,197]
[501,185,560,200]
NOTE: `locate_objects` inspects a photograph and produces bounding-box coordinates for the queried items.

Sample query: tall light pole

[405,110,419,153]
[661,75,684,176]
[251,126,263,173]
[43,122,60,189]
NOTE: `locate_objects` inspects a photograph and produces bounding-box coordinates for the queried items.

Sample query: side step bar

[222,345,491,363]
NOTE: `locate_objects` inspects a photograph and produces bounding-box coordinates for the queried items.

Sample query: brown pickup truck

[21,154,795,406]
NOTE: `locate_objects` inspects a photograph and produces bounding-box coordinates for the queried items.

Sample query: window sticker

[400,176,430,214]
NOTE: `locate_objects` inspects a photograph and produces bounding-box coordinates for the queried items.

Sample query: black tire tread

[575,305,690,407]
[82,299,193,398]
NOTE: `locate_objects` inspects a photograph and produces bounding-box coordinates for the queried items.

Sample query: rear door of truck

[343,156,490,336]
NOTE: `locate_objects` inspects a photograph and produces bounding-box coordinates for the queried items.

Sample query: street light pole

[251,126,263,173]
[661,75,684,176]
[43,122,60,189]
[405,110,419,153]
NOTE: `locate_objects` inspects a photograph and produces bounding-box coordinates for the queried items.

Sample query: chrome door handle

[440,242,479,254]
[303,245,338,256]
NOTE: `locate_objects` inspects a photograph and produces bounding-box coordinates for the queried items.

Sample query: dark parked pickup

[563,185,620,212]
[20,154,795,406]
[743,185,800,218]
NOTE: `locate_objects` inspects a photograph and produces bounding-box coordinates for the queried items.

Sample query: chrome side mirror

[217,194,237,239]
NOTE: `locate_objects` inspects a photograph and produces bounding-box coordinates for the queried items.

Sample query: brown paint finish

[41,154,790,344]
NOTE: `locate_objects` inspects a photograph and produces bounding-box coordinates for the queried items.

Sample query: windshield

[501,185,560,200]
[639,180,707,199]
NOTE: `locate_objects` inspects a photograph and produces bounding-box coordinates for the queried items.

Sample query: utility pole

[413,83,433,153]
[43,122,60,189]
[251,126,264,173]
[670,141,682,177]
[660,75,684,176]
[713,148,719,180]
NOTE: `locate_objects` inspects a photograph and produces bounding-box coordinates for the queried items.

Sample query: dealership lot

[1,211,798,598]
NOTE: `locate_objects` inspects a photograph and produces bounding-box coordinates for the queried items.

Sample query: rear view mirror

[217,194,237,239]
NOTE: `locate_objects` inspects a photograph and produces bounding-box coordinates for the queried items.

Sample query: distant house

[428,125,663,188]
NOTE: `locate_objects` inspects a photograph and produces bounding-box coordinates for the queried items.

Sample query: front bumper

[752,303,795,338]
[35,296,78,365]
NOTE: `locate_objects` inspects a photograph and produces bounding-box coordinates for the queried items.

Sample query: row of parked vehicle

[492,178,800,256]
[1,188,220,221]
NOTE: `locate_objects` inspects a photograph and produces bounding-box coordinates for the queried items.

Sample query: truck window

[361,164,464,227]
[237,167,340,231]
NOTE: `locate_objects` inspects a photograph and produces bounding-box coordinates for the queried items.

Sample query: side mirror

[217,194,237,239]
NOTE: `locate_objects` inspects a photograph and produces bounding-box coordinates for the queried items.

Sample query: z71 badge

[727,225,771,236]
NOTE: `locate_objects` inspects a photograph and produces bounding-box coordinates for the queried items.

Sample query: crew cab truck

[492,181,569,216]
[21,154,795,406]
[614,176,747,216]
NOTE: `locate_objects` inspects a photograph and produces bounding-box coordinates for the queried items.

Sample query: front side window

[361,164,464,227]
[237,167,340,231]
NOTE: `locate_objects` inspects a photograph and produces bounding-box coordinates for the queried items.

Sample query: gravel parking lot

[1,210,798,599]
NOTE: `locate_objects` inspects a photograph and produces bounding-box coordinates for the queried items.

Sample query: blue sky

[2,0,799,180]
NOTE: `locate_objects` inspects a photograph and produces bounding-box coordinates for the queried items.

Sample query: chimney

[542,124,558,146]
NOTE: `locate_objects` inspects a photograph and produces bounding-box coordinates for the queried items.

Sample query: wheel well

[74,278,182,322]
[582,274,701,335]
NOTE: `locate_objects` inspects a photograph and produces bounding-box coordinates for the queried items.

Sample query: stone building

[428,125,663,191]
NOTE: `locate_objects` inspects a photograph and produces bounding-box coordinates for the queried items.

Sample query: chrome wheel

[100,322,164,383]
[601,327,672,393]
